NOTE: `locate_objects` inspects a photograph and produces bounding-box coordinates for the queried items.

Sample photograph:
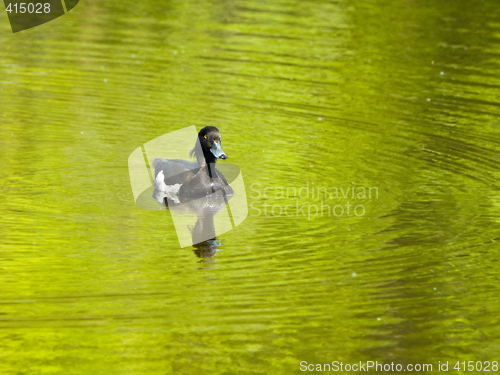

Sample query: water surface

[1,0,500,373]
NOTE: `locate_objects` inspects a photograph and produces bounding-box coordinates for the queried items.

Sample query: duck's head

[198,126,228,161]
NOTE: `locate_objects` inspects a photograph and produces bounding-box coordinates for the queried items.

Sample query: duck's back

[153,158,233,197]
[153,158,199,186]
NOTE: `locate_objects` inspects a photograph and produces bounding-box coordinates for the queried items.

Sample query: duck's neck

[196,150,216,166]
[195,148,217,179]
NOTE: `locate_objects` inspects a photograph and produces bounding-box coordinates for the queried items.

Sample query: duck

[153,126,234,199]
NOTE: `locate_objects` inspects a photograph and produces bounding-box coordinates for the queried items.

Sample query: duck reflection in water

[154,194,231,260]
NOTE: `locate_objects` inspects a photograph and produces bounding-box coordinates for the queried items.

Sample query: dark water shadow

[136,186,232,259]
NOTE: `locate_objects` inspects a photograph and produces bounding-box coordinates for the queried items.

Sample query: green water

[2,0,500,373]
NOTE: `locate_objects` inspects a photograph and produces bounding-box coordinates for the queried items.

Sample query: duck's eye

[204,135,207,139]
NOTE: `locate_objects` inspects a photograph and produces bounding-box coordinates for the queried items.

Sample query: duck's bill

[211,142,228,159]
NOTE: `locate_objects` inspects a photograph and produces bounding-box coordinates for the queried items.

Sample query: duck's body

[153,126,234,199]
